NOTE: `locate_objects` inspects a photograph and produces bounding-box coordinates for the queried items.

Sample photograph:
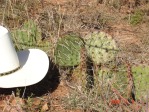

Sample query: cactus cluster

[85,31,118,65]
[98,64,149,101]
[53,34,83,67]
[48,30,149,102]
[52,31,118,67]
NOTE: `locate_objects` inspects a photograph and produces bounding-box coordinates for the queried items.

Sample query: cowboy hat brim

[0,49,49,88]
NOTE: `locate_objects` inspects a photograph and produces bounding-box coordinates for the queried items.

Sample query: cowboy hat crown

[0,26,49,88]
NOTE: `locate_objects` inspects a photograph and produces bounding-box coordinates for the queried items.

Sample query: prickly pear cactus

[85,31,118,65]
[53,34,83,67]
[12,19,49,51]
[132,65,149,101]
[97,65,128,98]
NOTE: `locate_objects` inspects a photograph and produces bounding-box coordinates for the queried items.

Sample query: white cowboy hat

[0,26,49,88]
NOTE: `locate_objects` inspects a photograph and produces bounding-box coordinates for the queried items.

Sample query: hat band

[0,66,20,77]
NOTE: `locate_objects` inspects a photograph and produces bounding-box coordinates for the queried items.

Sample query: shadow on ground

[0,57,60,98]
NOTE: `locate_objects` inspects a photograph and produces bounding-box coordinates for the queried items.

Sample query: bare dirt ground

[1,0,149,111]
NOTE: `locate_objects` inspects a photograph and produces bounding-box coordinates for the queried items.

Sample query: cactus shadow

[86,58,95,89]
[0,57,60,98]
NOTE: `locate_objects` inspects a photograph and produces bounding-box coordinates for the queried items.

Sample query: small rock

[41,103,49,111]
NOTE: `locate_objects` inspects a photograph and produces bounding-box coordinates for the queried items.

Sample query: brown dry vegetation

[1,0,149,111]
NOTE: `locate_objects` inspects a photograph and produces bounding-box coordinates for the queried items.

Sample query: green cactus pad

[54,34,83,67]
[97,66,128,98]
[85,31,118,65]
[12,19,49,51]
[132,65,149,101]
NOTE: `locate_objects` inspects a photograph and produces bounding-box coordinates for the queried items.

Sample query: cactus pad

[12,19,49,51]
[85,31,118,65]
[132,65,149,101]
[54,34,83,67]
